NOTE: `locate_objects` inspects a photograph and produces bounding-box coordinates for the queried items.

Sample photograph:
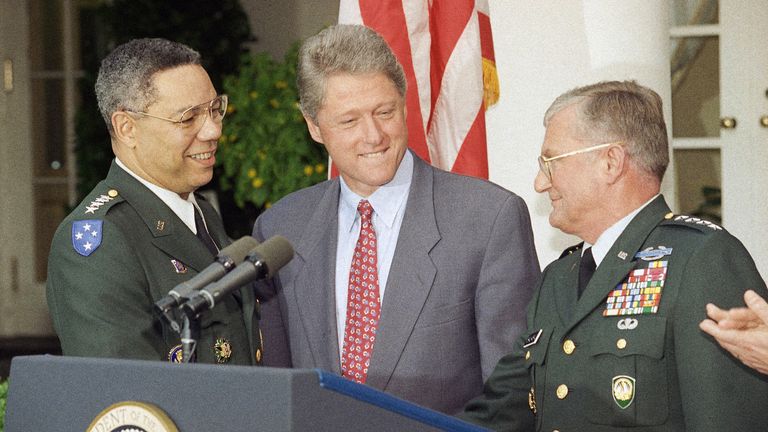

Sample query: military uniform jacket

[462,196,768,431]
[47,161,259,365]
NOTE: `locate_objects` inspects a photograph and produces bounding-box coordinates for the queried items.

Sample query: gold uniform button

[525,350,531,360]
[617,338,627,349]
[556,384,569,399]
[255,348,262,363]
[108,189,118,198]
[664,212,674,219]
[563,339,575,355]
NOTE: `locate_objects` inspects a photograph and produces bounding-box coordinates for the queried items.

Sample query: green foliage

[0,379,7,431]
[217,45,328,209]
[74,0,253,200]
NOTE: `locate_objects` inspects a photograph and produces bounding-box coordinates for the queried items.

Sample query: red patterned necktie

[341,199,381,384]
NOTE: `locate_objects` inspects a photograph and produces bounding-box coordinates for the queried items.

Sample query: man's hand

[700,290,768,375]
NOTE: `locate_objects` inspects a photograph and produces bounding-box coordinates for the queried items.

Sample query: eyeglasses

[537,141,623,180]
[126,94,228,133]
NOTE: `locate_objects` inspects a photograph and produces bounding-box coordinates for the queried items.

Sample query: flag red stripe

[359,0,431,164]
[428,0,474,117]
[477,11,495,62]
[452,105,488,177]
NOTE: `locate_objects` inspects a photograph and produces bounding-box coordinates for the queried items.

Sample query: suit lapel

[554,252,581,325]
[106,163,212,273]
[563,196,671,334]
[292,181,343,374]
[366,157,441,390]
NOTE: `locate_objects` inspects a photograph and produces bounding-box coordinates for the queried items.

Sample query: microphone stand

[180,314,200,363]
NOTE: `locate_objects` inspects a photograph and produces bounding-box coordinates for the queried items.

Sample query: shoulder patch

[82,189,121,215]
[559,243,584,259]
[72,220,103,256]
[661,214,723,232]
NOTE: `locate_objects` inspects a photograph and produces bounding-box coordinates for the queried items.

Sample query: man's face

[534,103,605,239]
[305,72,408,197]
[129,64,220,197]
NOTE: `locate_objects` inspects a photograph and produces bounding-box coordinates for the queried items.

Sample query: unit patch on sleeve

[72,220,103,257]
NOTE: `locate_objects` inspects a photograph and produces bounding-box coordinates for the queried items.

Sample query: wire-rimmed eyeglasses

[126,94,228,133]
[537,141,623,180]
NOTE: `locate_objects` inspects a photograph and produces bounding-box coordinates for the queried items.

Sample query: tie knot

[357,199,373,221]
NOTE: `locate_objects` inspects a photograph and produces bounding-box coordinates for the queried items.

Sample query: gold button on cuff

[617,338,627,349]
[664,212,674,219]
[108,189,118,198]
[255,348,262,363]
[556,384,569,399]
[563,339,575,355]
[525,350,531,360]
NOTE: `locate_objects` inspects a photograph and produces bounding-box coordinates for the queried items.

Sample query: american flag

[339,0,499,179]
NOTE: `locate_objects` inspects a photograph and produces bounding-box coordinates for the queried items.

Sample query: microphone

[181,235,293,318]
[154,236,260,325]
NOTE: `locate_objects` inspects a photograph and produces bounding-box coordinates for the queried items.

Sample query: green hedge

[0,380,7,431]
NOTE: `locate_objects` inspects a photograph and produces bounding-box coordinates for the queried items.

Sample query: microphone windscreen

[253,235,294,278]
[220,236,260,264]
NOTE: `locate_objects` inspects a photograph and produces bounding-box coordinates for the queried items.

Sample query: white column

[486,0,673,266]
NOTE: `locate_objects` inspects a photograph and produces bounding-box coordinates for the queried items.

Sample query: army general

[46,39,259,365]
[461,80,768,431]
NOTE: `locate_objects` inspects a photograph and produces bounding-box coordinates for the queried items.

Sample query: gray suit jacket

[253,153,539,413]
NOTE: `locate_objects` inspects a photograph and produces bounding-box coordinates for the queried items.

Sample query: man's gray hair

[95,38,201,133]
[297,24,406,122]
[544,80,669,181]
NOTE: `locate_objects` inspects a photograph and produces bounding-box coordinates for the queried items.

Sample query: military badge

[170,259,188,274]
[617,317,638,330]
[523,329,543,348]
[83,193,115,215]
[72,220,103,257]
[604,260,667,316]
[214,338,232,363]
[635,246,673,261]
[612,375,636,409]
[168,345,184,363]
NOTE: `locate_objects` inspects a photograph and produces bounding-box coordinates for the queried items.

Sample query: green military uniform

[47,161,260,365]
[462,196,768,431]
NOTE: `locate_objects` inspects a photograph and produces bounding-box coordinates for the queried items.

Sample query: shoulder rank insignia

[214,338,232,363]
[72,220,103,256]
[604,259,667,316]
[672,215,722,231]
[612,375,636,409]
[83,190,118,215]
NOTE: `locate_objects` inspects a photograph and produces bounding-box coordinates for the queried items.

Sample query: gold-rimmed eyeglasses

[126,94,228,133]
[537,141,623,180]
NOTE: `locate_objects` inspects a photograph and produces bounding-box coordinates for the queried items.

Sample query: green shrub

[0,379,8,431]
[216,45,327,209]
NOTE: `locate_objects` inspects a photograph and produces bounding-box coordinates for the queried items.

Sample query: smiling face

[534,103,607,240]
[304,72,408,197]
[122,64,220,197]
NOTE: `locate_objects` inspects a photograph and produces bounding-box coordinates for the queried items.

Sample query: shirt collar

[587,194,660,266]
[115,157,199,231]
[339,150,413,232]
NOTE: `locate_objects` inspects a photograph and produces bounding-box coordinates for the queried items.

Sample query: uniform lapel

[564,196,671,334]
[106,163,212,273]
[366,157,440,390]
[292,181,342,374]
[553,251,581,325]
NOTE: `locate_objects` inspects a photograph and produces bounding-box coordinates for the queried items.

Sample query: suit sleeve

[674,231,768,430]
[252,215,293,367]
[46,219,167,359]
[474,194,540,379]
